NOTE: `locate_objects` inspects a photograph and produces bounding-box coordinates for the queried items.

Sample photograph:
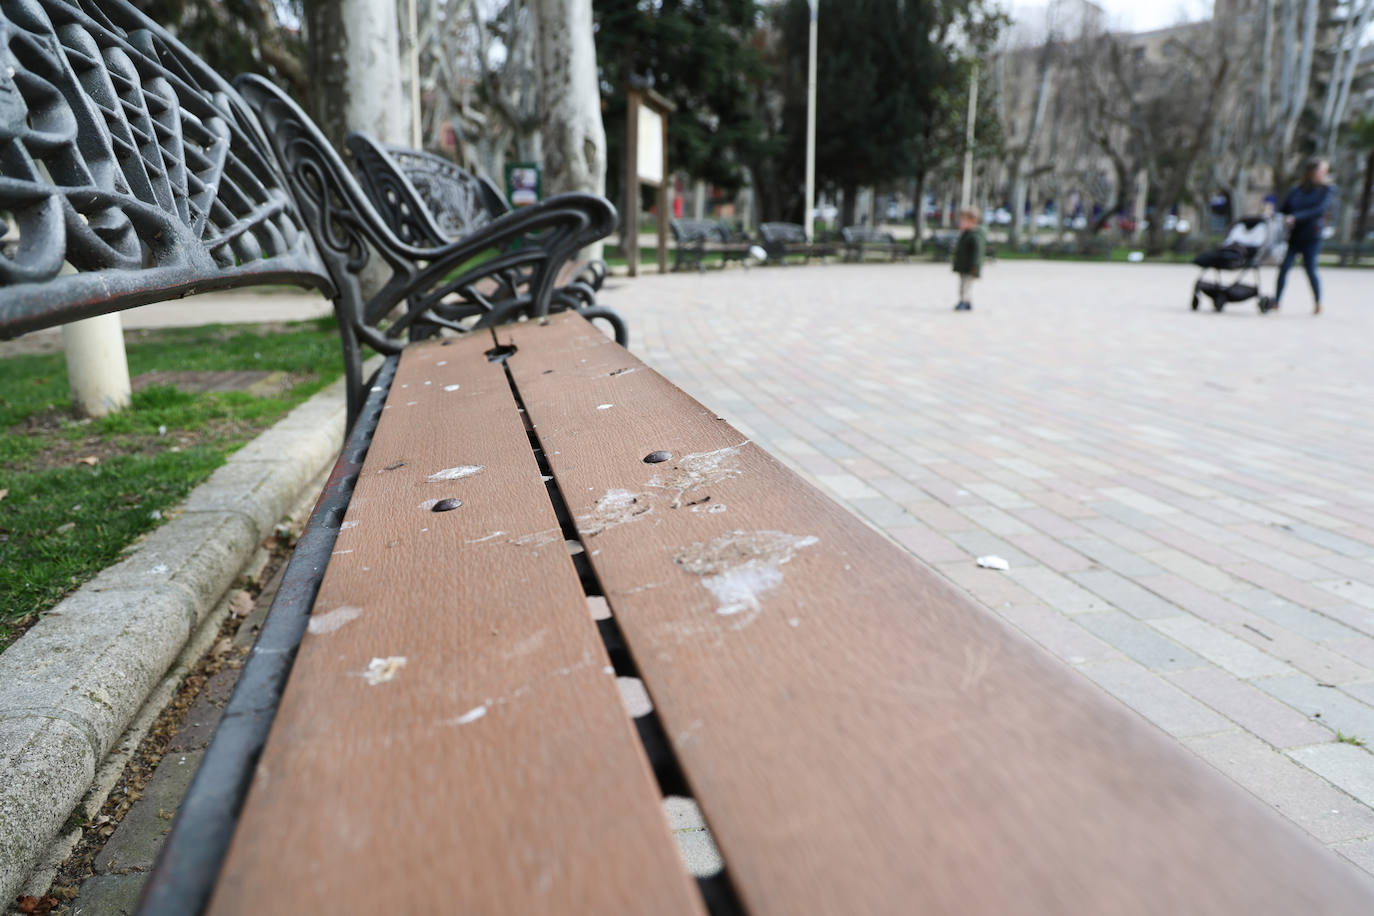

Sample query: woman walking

[1276,157,1336,315]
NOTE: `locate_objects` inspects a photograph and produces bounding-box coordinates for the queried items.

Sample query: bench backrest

[0,0,332,339]
[2,0,618,430]
[346,134,508,247]
[841,226,896,244]
[669,218,723,243]
[759,221,808,244]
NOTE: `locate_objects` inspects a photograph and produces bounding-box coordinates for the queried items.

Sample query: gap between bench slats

[207,334,703,915]
[501,312,1374,916]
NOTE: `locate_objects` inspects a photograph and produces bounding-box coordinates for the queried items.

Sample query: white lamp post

[960,62,979,211]
[803,0,818,239]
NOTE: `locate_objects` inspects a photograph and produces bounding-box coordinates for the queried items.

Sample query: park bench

[839,226,909,262]
[669,218,755,271]
[345,134,619,339]
[4,3,1374,914]
[757,221,834,265]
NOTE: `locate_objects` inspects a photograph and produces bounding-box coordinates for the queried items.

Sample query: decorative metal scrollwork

[0,0,329,336]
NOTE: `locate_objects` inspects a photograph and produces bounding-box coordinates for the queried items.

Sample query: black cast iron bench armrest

[234,74,619,425]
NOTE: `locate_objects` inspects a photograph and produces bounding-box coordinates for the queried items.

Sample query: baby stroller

[1190,216,1280,313]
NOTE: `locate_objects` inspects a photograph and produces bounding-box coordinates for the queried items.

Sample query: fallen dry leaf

[228,590,255,618]
[0,488,8,501]
[75,456,100,466]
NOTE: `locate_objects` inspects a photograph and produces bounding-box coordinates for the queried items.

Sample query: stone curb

[0,374,352,906]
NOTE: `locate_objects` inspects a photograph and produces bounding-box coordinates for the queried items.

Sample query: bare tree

[994,35,1057,247]
[304,0,410,148]
[533,0,605,197]
[1252,0,1323,192]
[1318,0,1374,156]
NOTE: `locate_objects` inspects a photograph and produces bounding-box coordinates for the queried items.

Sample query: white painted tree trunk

[306,0,410,148]
[533,0,606,259]
[343,0,409,143]
[64,314,131,418]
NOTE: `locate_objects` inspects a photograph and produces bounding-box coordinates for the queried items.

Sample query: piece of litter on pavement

[976,555,1010,571]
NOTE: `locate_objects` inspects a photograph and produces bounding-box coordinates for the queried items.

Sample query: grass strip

[0,319,343,650]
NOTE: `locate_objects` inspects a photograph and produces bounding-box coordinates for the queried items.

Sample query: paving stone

[1062,536,1165,578]
[887,524,967,564]
[934,560,1038,609]
[1290,744,1374,810]
[996,604,1124,666]
[1166,667,1333,749]
[957,505,1035,537]
[94,749,205,874]
[1148,616,1294,679]
[165,668,238,754]
[1319,579,1374,611]
[1226,588,1363,642]
[945,530,1034,568]
[1076,659,1230,737]
[1183,730,1374,845]
[1288,525,1374,559]
[1070,568,1184,620]
[1077,612,1205,671]
[73,873,145,916]
[1006,566,1110,614]
[1140,548,1243,593]
[1253,676,1374,742]
[1333,837,1374,874]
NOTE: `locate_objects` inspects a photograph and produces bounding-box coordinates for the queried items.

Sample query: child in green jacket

[952,207,986,311]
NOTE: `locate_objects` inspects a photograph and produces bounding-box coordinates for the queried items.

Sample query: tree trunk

[304,0,409,150]
[534,0,606,198]
[1009,170,1028,248]
[1356,148,1374,263]
[841,183,857,229]
[912,173,927,252]
[532,0,605,260]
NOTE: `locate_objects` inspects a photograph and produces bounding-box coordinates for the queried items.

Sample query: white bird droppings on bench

[363,656,407,685]
[449,705,487,726]
[577,489,652,535]
[308,605,362,635]
[673,530,819,618]
[428,464,485,481]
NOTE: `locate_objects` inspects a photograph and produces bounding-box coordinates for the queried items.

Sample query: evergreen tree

[773,0,1004,225]
[594,0,778,205]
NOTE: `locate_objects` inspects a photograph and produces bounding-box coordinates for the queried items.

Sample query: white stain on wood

[577,489,652,535]
[649,444,747,508]
[674,530,819,618]
[363,656,407,685]
[444,384,460,391]
[308,605,362,635]
[451,705,487,725]
[429,465,485,481]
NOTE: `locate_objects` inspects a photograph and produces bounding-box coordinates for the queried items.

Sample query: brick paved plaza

[599,258,1374,875]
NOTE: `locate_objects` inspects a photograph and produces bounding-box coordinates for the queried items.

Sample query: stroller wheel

[1258,296,1273,313]
[1213,300,1225,312]
[1191,281,1201,311]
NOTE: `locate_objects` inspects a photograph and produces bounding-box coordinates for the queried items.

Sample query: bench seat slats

[502,313,1374,916]
[208,334,703,915]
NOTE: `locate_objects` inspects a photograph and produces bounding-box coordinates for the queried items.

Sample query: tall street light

[803,0,818,240]
[960,62,978,210]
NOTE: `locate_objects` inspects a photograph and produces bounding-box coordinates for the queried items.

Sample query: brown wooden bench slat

[500,313,1374,916]
[207,334,703,914]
